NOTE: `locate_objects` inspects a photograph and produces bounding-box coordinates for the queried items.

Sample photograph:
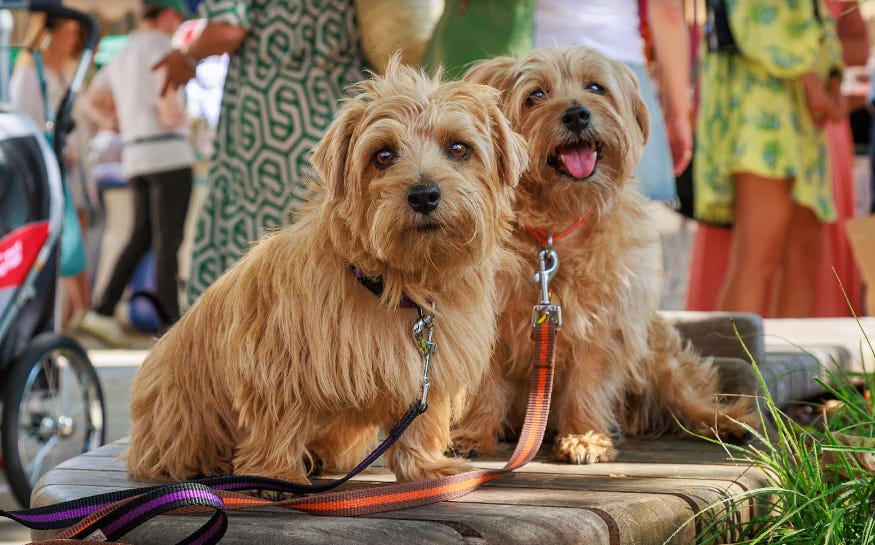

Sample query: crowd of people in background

[5,0,874,348]
[75,0,194,346]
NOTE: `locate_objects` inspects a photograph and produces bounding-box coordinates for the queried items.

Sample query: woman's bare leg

[717,172,794,314]
[771,202,823,317]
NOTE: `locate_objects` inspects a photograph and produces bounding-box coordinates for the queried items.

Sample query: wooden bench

[31,437,768,545]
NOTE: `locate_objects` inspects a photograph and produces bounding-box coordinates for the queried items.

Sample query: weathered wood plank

[31,439,765,545]
[30,492,671,545]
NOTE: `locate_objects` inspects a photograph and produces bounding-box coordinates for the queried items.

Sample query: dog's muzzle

[546,106,602,181]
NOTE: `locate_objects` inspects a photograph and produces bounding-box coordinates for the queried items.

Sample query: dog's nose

[407,183,441,214]
[562,106,591,133]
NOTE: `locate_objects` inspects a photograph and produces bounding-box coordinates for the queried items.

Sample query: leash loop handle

[52,482,227,545]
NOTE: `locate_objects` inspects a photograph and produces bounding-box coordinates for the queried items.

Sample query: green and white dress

[187,0,366,304]
[693,0,841,226]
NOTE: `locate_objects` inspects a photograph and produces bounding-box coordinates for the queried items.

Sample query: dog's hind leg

[451,364,514,457]
[127,362,237,480]
[625,316,757,440]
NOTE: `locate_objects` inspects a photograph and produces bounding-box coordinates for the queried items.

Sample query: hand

[800,72,831,127]
[665,110,693,176]
[153,49,197,97]
[825,75,847,123]
[64,148,77,169]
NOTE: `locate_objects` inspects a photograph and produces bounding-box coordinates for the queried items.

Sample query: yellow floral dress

[694,0,842,225]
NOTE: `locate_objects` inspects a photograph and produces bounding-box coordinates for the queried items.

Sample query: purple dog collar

[348,264,418,309]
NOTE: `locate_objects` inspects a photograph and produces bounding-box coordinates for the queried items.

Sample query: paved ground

[1,347,149,544]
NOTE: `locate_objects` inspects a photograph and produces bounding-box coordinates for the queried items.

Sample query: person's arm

[154,22,248,96]
[647,0,692,176]
[79,69,118,131]
[832,0,869,67]
[10,65,47,128]
[155,66,187,130]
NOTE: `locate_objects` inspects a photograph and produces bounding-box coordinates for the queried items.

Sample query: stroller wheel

[1,332,105,507]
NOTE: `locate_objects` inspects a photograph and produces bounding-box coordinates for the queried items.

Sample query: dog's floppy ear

[311,100,365,199]
[465,59,527,187]
[463,56,519,95]
[486,94,527,188]
[612,59,649,144]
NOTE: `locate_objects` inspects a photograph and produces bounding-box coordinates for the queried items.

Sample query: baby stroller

[0,1,104,507]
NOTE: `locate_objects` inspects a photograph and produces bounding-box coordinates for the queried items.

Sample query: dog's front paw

[396,455,472,482]
[555,432,618,464]
[451,429,498,458]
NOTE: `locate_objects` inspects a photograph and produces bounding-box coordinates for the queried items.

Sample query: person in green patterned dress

[155,0,367,306]
[694,0,844,317]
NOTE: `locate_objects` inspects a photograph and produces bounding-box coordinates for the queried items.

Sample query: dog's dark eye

[525,88,546,106]
[373,148,397,169]
[447,142,471,161]
[585,82,606,94]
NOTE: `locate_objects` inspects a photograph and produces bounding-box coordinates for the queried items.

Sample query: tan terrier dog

[126,59,528,483]
[453,46,755,464]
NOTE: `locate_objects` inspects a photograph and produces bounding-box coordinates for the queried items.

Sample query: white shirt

[535,0,646,65]
[10,61,68,130]
[97,29,193,179]
[10,59,93,206]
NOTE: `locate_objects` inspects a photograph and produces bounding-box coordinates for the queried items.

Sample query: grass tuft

[667,315,875,545]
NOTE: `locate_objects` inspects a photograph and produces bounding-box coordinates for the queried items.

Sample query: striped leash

[7,251,561,544]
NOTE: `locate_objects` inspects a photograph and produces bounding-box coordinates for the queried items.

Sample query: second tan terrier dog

[453,46,755,464]
[126,59,528,483]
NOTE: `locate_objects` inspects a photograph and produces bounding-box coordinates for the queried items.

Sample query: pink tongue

[560,148,596,178]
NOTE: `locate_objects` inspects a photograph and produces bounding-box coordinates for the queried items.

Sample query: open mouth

[547,140,601,181]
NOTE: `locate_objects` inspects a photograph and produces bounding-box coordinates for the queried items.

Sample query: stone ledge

[663,312,874,406]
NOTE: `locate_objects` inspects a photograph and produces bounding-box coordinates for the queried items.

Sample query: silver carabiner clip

[531,248,562,329]
[412,306,436,410]
[412,311,436,357]
[533,248,559,306]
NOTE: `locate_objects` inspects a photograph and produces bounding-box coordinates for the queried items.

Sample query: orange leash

[275,316,556,516]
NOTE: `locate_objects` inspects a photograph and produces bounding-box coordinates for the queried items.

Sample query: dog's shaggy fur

[453,46,755,464]
[126,60,528,483]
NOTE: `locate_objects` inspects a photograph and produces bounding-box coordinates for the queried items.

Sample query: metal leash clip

[531,241,562,329]
[412,304,436,411]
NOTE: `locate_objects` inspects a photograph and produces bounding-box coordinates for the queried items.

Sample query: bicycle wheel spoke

[25,435,59,486]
